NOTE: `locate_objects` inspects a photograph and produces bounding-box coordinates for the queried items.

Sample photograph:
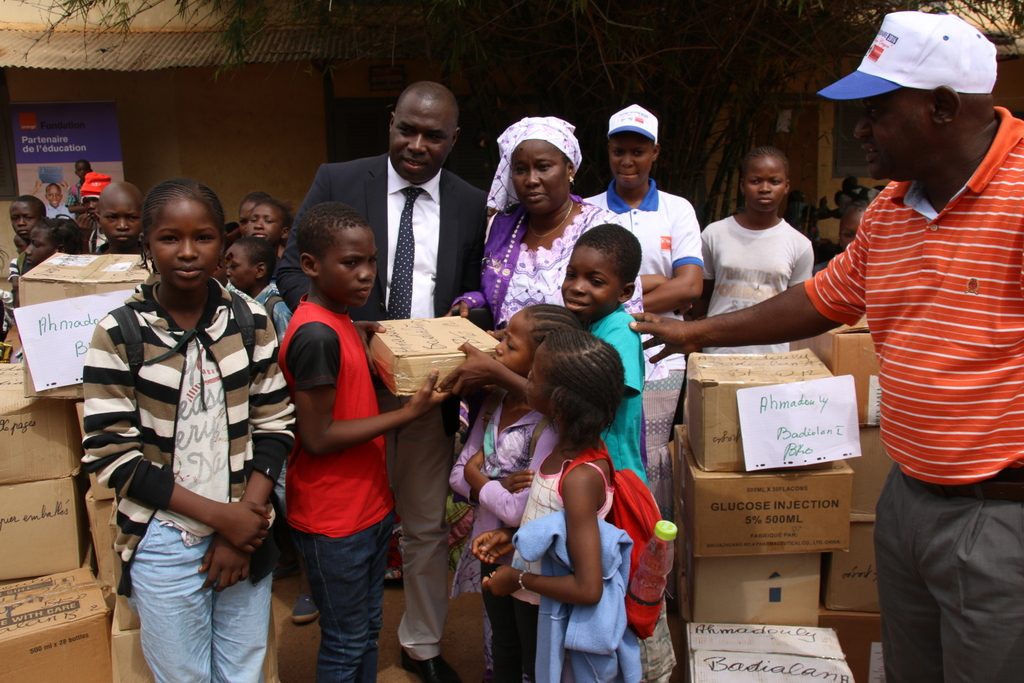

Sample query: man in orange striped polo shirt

[634,11,1024,682]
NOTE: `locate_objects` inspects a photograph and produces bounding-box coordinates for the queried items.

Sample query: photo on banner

[10,101,123,212]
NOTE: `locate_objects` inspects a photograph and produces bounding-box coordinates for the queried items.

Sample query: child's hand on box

[407,370,449,417]
[354,321,385,377]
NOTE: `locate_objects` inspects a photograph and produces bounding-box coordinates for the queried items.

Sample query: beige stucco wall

[1,61,327,269]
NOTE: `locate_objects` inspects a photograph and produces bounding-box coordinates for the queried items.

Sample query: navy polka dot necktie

[388,186,423,320]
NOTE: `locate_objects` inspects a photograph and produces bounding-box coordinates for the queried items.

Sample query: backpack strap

[114,294,256,377]
[527,417,551,459]
[228,291,256,365]
[110,306,144,377]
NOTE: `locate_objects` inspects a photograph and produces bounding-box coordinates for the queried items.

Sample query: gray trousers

[377,390,454,660]
[875,465,1024,682]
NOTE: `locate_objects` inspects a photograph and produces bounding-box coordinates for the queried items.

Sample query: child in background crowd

[8,195,44,286]
[24,218,84,274]
[699,146,813,353]
[278,201,448,680]
[450,303,581,682]
[243,197,292,259]
[236,191,272,239]
[586,105,703,521]
[476,328,640,682]
[561,224,645,481]
[78,171,113,253]
[225,236,291,339]
[65,159,92,214]
[81,178,295,682]
[814,200,866,274]
[96,182,144,255]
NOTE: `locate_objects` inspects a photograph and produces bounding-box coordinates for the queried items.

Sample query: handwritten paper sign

[737,375,859,470]
[14,289,134,391]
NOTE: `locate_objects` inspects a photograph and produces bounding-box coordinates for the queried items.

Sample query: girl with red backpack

[474,328,641,682]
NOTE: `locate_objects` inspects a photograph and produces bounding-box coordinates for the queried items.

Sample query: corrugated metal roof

[0,25,400,70]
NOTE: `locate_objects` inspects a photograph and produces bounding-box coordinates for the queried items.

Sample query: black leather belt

[915,467,1024,502]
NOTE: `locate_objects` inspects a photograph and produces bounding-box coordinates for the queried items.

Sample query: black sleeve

[285,322,341,391]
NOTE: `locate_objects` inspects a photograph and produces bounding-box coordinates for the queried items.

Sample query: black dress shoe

[400,650,461,683]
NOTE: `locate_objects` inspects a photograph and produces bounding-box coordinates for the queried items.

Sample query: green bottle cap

[654,520,677,542]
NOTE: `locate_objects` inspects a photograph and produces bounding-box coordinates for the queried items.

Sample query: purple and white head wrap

[486,116,583,212]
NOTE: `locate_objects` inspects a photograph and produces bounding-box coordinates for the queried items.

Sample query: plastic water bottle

[628,520,677,604]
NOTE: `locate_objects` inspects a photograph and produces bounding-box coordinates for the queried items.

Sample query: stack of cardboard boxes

[675,349,854,628]
[794,322,888,682]
[672,349,865,676]
[0,360,111,679]
[0,360,112,679]
[0,253,149,680]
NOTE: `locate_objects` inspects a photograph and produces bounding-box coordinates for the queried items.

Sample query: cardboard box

[0,476,85,580]
[824,515,879,613]
[0,365,81,485]
[792,320,881,425]
[19,253,148,400]
[110,602,280,683]
[0,569,111,683]
[818,609,884,683]
[852,426,889,515]
[680,431,852,556]
[683,551,821,626]
[19,253,149,308]
[75,401,114,500]
[370,316,498,395]
[111,618,150,683]
[687,622,853,682]
[85,488,117,590]
[685,349,833,471]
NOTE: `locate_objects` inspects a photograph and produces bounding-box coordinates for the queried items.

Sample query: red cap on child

[80,172,112,199]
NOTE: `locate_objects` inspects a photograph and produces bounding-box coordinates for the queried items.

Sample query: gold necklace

[528,200,575,239]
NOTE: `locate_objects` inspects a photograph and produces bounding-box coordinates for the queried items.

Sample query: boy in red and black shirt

[278,202,447,679]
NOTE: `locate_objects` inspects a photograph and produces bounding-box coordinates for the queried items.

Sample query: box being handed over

[370,317,498,396]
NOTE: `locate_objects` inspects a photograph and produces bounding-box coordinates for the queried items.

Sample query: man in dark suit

[277,81,486,683]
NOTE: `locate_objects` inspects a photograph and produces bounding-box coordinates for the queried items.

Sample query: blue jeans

[130,520,272,683]
[292,510,396,682]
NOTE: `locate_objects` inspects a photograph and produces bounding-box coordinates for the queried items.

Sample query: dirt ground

[271,573,686,682]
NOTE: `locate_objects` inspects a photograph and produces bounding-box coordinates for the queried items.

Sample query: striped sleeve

[81,313,174,509]
[245,299,295,482]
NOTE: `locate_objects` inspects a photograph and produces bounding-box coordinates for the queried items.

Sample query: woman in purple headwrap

[451,116,625,328]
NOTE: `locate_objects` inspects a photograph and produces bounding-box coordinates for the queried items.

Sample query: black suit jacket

[276,154,487,320]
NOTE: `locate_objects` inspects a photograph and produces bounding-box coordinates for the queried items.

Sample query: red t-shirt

[279,299,393,536]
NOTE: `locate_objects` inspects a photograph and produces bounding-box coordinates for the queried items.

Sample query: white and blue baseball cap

[608,105,658,143]
[818,12,997,100]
